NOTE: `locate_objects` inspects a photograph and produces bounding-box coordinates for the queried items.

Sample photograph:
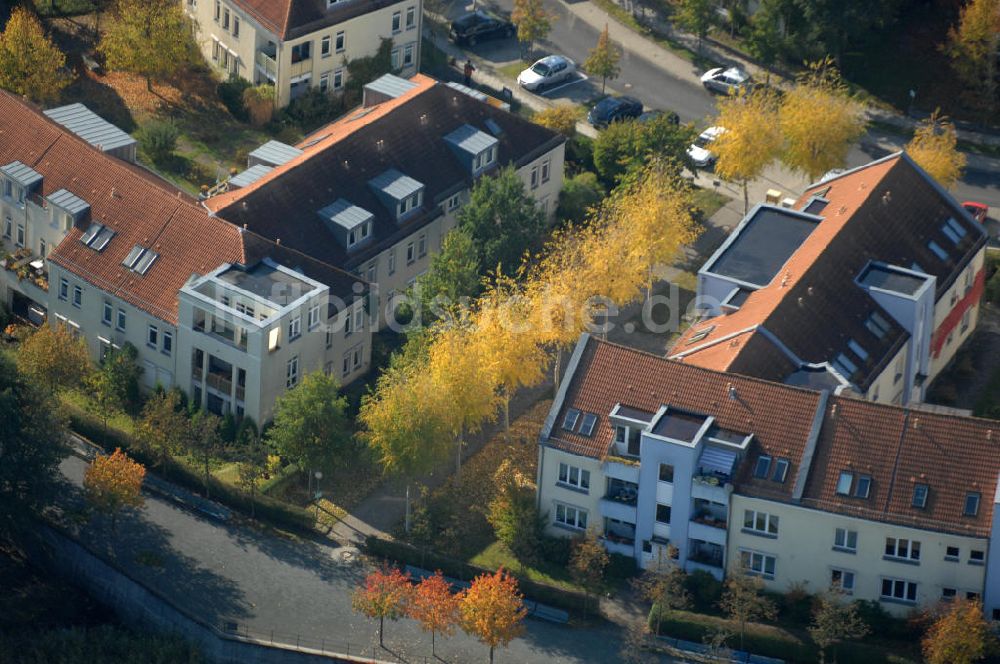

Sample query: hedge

[364,536,589,615]
[66,404,314,533]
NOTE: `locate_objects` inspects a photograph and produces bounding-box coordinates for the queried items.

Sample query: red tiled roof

[231,0,409,41]
[552,335,1000,537]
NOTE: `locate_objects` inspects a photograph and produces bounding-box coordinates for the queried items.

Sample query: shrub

[774,582,814,626]
[538,535,572,566]
[565,134,595,174]
[557,171,604,224]
[242,84,275,127]
[985,270,1000,305]
[137,120,179,164]
[280,88,339,132]
[533,106,579,137]
[685,569,723,612]
[217,75,252,121]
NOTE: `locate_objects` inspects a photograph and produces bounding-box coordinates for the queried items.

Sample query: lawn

[470,541,582,593]
[691,187,731,222]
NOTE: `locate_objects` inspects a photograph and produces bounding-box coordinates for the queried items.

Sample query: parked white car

[700,66,752,95]
[517,55,576,91]
[687,126,726,168]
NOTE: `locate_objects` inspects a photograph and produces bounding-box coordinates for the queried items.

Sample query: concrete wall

[537,445,602,537]
[26,523,386,664]
[728,494,988,616]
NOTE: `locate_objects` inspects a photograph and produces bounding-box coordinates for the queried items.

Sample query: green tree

[137,389,188,473]
[634,563,690,636]
[809,590,870,664]
[592,113,694,186]
[745,0,786,83]
[674,0,715,49]
[458,165,546,276]
[0,355,68,538]
[945,0,1000,114]
[0,6,68,104]
[184,411,222,498]
[136,120,179,165]
[487,459,543,562]
[99,0,193,92]
[795,0,902,67]
[345,37,395,93]
[89,343,143,416]
[511,0,553,57]
[557,171,604,223]
[17,324,92,394]
[414,227,481,321]
[584,25,621,94]
[267,371,352,476]
[719,570,777,650]
[235,424,269,518]
[569,529,610,612]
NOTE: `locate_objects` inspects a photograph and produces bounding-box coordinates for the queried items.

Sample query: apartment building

[538,333,1000,617]
[670,153,988,407]
[0,91,369,424]
[184,0,422,108]
[204,73,565,326]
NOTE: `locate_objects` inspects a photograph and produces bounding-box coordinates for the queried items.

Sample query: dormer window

[444,124,500,175]
[369,168,424,221]
[318,198,374,250]
[473,145,497,172]
[1,161,42,206]
[397,190,423,217]
[753,455,771,479]
[49,189,91,232]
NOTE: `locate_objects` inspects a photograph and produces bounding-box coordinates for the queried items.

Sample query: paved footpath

[56,454,675,664]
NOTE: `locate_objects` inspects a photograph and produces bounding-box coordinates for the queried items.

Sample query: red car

[963,201,989,223]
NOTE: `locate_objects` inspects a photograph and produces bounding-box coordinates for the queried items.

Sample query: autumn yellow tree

[945,0,1000,113]
[779,59,867,182]
[100,0,193,92]
[712,88,782,213]
[351,564,413,648]
[906,111,967,189]
[922,599,994,664]
[17,324,92,394]
[511,0,552,57]
[533,106,579,137]
[0,7,68,104]
[584,25,621,94]
[83,448,145,533]
[460,568,527,664]
[408,571,460,656]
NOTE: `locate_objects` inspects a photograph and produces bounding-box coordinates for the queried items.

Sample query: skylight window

[122,244,145,269]
[847,339,868,362]
[90,226,115,252]
[832,353,858,378]
[946,216,966,240]
[579,413,598,436]
[912,484,929,509]
[942,223,961,245]
[772,458,790,483]
[753,455,771,479]
[562,408,581,431]
[80,223,103,245]
[864,311,890,339]
[928,240,949,261]
[854,475,872,498]
[836,471,853,495]
[122,244,158,275]
[686,324,716,345]
[964,492,980,516]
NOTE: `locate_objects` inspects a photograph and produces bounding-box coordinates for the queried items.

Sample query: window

[319,72,330,93]
[39,238,45,258]
[884,537,920,561]
[58,278,68,300]
[832,352,858,378]
[116,308,126,331]
[222,7,230,29]
[946,546,960,561]
[3,215,10,238]
[212,38,220,61]
[562,408,581,431]
[928,240,949,261]
[288,316,301,341]
[16,222,24,247]
[335,31,345,52]
[147,325,158,347]
[834,528,857,552]
[655,504,671,524]
[321,35,331,57]
[743,510,779,536]
[831,569,855,593]
[772,458,790,483]
[854,475,872,499]
[964,492,980,516]
[162,331,172,356]
[754,455,772,479]
[961,309,971,333]
[418,233,426,257]
[286,356,299,388]
[530,166,539,189]
[910,483,930,508]
[659,463,674,483]
[970,550,985,564]
[557,463,590,491]
[880,578,917,603]
[554,503,587,530]
[406,242,415,264]
[233,16,239,37]
[942,587,957,599]
[967,591,981,601]
[403,43,414,67]
[836,472,853,495]
[447,193,461,211]
[615,425,641,456]
[865,311,891,339]
[102,300,112,326]
[333,68,344,89]
[541,158,551,184]
[392,11,401,32]
[740,551,776,578]
[214,0,220,21]
[388,249,396,275]
[847,339,868,361]
[579,413,597,436]
[308,304,321,330]
[291,42,311,63]
[405,5,415,28]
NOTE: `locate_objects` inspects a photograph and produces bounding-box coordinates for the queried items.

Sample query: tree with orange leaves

[83,448,145,533]
[408,571,460,656]
[459,568,527,664]
[351,564,413,648]
[922,598,994,664]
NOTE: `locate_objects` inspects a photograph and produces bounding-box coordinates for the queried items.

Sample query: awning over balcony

[699,447,737,477]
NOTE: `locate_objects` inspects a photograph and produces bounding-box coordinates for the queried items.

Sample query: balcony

[600,536,635,557]
[206,371,232,396]
[193,317,248,351]
[603,517,636,556]
[1,249,48,294]
[691,474,730,503]
[687,539,725,579]
[689,520,727,546]
[255,49,277,82]
[603,456,640,484]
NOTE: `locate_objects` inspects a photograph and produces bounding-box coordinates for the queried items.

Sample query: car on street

[588,96,644,127]
[449,10,515,46]
[687,126,725,168]
[963,201,989,223]
[637,109,680,125]
[517,55,576,91]
[700,66,752,95]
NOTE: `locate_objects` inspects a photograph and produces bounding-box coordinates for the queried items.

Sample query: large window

[102,299,112,326]
[880,578,917,603]
[743,510,779,536]
[288,315,301,341]
[740,550,775,579]
[557,463,590,491]
[406,5,415,28]
[291,42,312,63]
[286,356,299,388]
[116,308,126,332]
[659,463,674,483]
[147,324,158,348]
[614,424,641,456]
[884,537,920,562]
[831,568,855,593]
[554,503,587,530]
[834,528,857,552]
[655,504,671,524]
[391,10,401,32]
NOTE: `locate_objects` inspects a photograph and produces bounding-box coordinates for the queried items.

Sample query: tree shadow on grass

[59,72,137,133]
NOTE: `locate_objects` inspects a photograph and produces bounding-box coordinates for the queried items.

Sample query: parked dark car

[450,10,515,46]
[637,109,679,125]
[587,96,643,127]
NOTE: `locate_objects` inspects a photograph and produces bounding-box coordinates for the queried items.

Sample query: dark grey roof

[43,103,136,153]
[858,263,931,296]
[365,74,419,100]
[318,198,373,230]
[229,164,274,188]
[369,168,423,200]
[47,188,90,216]
[444,123,499,155]
[1,160,42,188]
[249,140,303,167]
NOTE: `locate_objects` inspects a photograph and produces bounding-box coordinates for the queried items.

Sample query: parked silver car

[517,55,576,91]
[700,66,752,95]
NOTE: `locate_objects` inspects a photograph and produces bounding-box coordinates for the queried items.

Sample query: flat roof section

[858,263,930,296]
[784,366,845,391]
[218,262,315,306]
[44,103,137,153]
[705,207,822,287]
[652,408,709,442]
